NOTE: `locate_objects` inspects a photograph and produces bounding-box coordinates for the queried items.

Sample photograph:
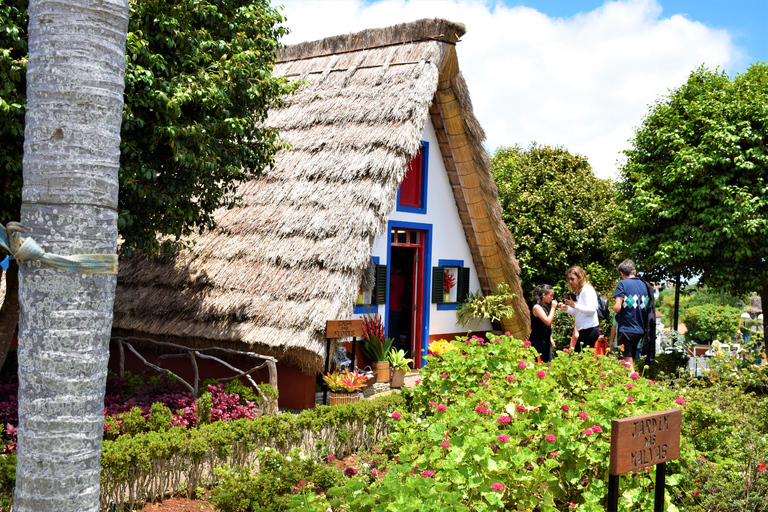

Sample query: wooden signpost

[323,320,364,406]
[608,408,682,512]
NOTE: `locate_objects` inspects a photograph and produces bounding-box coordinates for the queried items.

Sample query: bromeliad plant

[361,314,394,363]
[387,349,413,372]
[322,370,368,393]
[443,269,456,294]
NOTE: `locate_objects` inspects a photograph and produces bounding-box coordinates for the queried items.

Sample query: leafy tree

[0,0,295,369]
[657,284,744,324]
[616,64,768,353]
[682,304,742,345]
[490,143,618,301]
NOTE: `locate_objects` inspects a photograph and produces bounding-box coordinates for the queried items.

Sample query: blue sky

[279,0,767,179]
[516,0,767,73]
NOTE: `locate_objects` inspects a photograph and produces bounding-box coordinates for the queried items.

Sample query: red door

[390,228,425,367]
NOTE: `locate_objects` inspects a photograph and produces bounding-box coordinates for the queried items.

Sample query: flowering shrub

[305,333,690,511]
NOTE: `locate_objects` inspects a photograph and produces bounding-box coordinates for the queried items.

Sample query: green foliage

[616,63,768,352]
[210,448,344,512]
[197,392,213,425]
[490,144,618,300]
[657,284,744,326]
[669,384,768,509]
[0,0,297,256]
[682,304,742,344]
[455,282,516,326]
[147,402,173,433]
[636,352,690,381]
[0,0,25,226]
[0,449,15,511]
[304,334,689,511]
[387,349,413,372]
[118,406,147,437]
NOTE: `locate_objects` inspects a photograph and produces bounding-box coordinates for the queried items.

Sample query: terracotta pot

[390,368,405,388]
[372,360,390,383]
[328,390,361,406]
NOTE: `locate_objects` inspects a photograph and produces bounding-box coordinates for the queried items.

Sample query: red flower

[758,462,766,472]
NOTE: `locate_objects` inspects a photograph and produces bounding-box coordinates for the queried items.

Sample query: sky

[275,0,768,180]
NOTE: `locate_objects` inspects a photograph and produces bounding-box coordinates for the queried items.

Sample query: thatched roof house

[113,18,530,379]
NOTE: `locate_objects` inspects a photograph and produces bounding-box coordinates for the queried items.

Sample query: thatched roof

[113,19,530,374]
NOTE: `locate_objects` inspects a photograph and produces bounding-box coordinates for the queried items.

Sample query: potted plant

[322,369,368,406]
[387,348,413,388]
[456,282,517,329]
[443,269,456,303]
[361,314,394,382]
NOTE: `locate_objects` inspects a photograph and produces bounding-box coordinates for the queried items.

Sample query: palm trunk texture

[14,1,128,511]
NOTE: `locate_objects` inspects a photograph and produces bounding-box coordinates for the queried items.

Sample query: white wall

[368,118,492,336]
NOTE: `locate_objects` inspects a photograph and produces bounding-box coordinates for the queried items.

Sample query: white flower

[286,456,292,462]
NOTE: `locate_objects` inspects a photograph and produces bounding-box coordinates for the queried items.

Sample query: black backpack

[597,293,610,320]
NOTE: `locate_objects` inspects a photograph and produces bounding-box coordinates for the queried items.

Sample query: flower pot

[390,368,405,388]
[328,390,361,406]
[356,293,364,304]
[372,360,390,383]
[443,292,451,303]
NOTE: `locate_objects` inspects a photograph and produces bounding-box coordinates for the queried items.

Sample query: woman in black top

[530,284,558,362]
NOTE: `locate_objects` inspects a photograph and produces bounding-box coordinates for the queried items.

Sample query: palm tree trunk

[14,1,128,511]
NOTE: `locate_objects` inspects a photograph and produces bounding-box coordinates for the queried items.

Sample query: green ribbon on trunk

[0,222,118,275]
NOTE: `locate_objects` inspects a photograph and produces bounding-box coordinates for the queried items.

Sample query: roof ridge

[277,18,465,63]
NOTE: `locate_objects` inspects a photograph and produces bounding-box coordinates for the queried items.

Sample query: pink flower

[578,412,589,419]
[414,379,421,384]
[626,383,634,389]
[372,469,383,476]
[327,455,336,462]
[475,406,485,413]
[467,391,474,397]
[443,433,450,438]
[497,415,512,423]
[523,340,532,347]
[497,434,510,442]
[627,397,635,403]
[563,348,570,353]
[481,380,490,386]
[630,372,640,379]
[390,412,402,419]
[582,428,594,436]
[570,503,578,508]
[516,405,527,413]
[599,372,606,377]
[536,370,546,379]
[484,373,492,378]
[561,405,570,412]
[440,442,449,448]
[506,375,517,382]
[298,481,305,486]
[550,451,560,458]
[441,374,449,378]
[545,434,556,442]
[599,383,606,387]
[429,401,437,407]
[675,397,685,406]
[505,331,511,335]
[591,425,603,433]
[436,404,447,412]
[518,361,527,369]
[420,470,435,478]
[345,468,357,477]
[692,490,700,495]
[490,483,505,491]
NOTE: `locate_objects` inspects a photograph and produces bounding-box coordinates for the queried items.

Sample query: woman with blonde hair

[558,265,599,352]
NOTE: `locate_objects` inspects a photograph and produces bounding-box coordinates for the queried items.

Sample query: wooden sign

[609,409,682,475]
[326,319,363,339]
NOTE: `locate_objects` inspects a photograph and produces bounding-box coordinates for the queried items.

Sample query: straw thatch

[113,19,530,374]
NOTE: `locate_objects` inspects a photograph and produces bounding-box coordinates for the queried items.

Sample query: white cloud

[278,0,738,179]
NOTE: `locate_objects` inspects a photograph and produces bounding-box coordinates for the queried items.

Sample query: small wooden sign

[609,408,682,476]
[326,319,363,339]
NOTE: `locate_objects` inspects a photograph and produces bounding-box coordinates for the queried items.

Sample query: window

[354,258,387,314]
[432,260,470,310]
[397,141,428,214]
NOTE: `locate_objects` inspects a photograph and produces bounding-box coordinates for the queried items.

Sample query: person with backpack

[530,284,558,363]
[612,260,653,372]
[559,265,600,352]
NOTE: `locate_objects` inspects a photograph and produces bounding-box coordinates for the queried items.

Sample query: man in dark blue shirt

[613,260,649,372]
